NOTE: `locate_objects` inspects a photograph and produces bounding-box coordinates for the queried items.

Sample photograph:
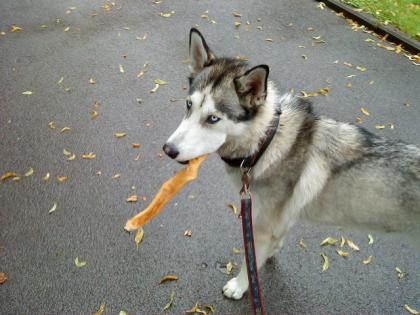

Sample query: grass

[341,0,420,39]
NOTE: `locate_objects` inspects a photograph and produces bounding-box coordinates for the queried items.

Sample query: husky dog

[163,28,420,300]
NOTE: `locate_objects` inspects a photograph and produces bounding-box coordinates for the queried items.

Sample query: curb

[315,0,420,54]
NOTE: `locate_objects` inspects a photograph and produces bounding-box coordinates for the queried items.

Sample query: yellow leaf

[154,79,166,85]
[67,153,76,161]
[226,261,233,274]
[63,149,71,156]
[112,173,121,179]
[395,267,405,279]
[347,239,360,251]
[115,132,127,138]
[360,107,370,116]
[160,275,178,284]
[49,202,57,214]
[126,195,138,202]
[60,127,71,133]
[163,291,175,311]
[135,228,144,248]
[346,83,352,88]
[94,303,105,315]
[336,249,349,257]
[356,66,367,72]
[64,26,70,32]
[320,253,329,272]
[184,229,192,237]
[228,203,237,215]
[160,11,175,18]
[318,87,330,95]
[232,247,241,254]
[232,12,242,17]
[22,91,32,95]
[119,311,128,315]
[368,234,374,245]
[317,2,326,9]
[48,121,56,129]
[375,125,385,129]
[150,83,160,93]
[265,38,273,42]
[23,168,33,177]
[320,237,337,246]
[299,239,307,249]
[89,78,96,84]
[404,305,419,315]
[82,152,96,159]
[43,173,50,181]
[203,304,215,314]
[75,257,86,267]
[11,25,23,32]
[57,175,68,182]
[91,111,98,119]
[340,237,346,247]
[57,77,64,84]
[363,255,373,265]
[234,21,241,28]
[185,302,203,314]
[119,64,125,73]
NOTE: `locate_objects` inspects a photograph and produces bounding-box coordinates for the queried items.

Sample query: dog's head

[163,28,270,162]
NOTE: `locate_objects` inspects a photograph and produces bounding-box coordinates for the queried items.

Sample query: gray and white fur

[163,28,420,300]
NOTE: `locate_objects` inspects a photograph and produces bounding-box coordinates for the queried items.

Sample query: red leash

[240,171,266,315]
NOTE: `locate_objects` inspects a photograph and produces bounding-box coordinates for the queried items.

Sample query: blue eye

[186,100,192,110]
[206,115,221,124]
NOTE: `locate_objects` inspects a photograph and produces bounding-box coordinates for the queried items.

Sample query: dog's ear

[189,28,215,76]
[234,65,269,109]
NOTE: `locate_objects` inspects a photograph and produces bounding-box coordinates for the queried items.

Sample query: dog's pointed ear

[189,28,215,76]
[234,65,269,108]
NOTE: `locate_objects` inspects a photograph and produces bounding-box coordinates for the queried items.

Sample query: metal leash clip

[240,159,252,197]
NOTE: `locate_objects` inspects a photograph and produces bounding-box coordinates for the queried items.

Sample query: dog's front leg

[223,230,272,300]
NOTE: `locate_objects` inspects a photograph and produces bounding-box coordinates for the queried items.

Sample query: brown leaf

[184,229,192,237]
[91,111,99,119]
[57,176,68,182]
[94,303,105,315]
[132,143,141,148]
[0,272,8,284]
[160,275,178,284]
[1,172,18,181]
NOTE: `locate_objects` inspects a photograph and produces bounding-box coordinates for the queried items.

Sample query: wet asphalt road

[0,0,419,314]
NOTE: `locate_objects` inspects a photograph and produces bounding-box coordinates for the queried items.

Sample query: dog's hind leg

[223,229,273,300]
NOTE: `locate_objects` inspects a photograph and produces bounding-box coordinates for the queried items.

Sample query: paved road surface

[1,0,419,314]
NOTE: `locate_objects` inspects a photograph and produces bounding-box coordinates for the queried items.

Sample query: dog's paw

[223,277,248,300]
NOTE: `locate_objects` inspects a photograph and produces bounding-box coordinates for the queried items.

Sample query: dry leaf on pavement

[160,275,178,284]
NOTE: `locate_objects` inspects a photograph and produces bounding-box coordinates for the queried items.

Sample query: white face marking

[166,90,227,161]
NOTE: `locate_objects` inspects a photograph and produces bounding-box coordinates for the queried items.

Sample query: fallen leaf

[115,132,127,138]
[0,272,7,284]
[63,149,72,156]
[232,247,241,254]
[363,255,373,265]
[302,55,308,60]
[48,121,56,129]
[265,38,273,42]
[131,143,141,148]
[234,21,241,28]
[236,55,248,61]
[22,91,32,95]
[1,172,18,181]
[343,62,353,67]
[320,237,337,246]
[134,154,141,161]
[163,291,175,311]
[340,237,346,247]
[356,117,363,124]
[74,257,86,267]
[112,173,121,179]
[404,305,419,315]
[184,229,192,237]
[160,275,178,284]
[346,83,352,88]
[57,76,64,84]
[203,304,215,313]
[185,302,206,315]
[368,234,374,245]
[24,168,34,177]
[57,176,68,182]
[150,83,160,93]
[395,267,405,279]
[232,12,242,17]
[64,26,70,32]
[154,79,166,85]
[119,311,128,315]
[67,153,76,161]
[228,203,237,215]
[11,25,23,32]
[60,127,71,133]
[346,239,360,251]
[320,253,329,272]
[135,228,144,248]
[360,107,370,116]
[49,202,57,213]
[226,261,233,274]
[82,152,96,159]
[375,125,385,129]
[119,64,125,73]
[94,303,105,315]
[127,195,138,202]
[336,249,349,257]
[89,78,96,84]
[91,111,99,119]
[317,2,326,9]
[43,173,50,181]
[318,87,330,95]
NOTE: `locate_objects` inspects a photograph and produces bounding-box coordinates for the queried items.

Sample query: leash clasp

[240,159,252,196]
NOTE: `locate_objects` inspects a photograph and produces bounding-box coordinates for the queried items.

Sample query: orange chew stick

[124,155,208,231]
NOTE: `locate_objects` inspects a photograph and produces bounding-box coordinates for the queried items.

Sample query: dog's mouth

[177,160,189,165]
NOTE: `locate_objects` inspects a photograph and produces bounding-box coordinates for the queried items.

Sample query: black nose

[162,143,179,159]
